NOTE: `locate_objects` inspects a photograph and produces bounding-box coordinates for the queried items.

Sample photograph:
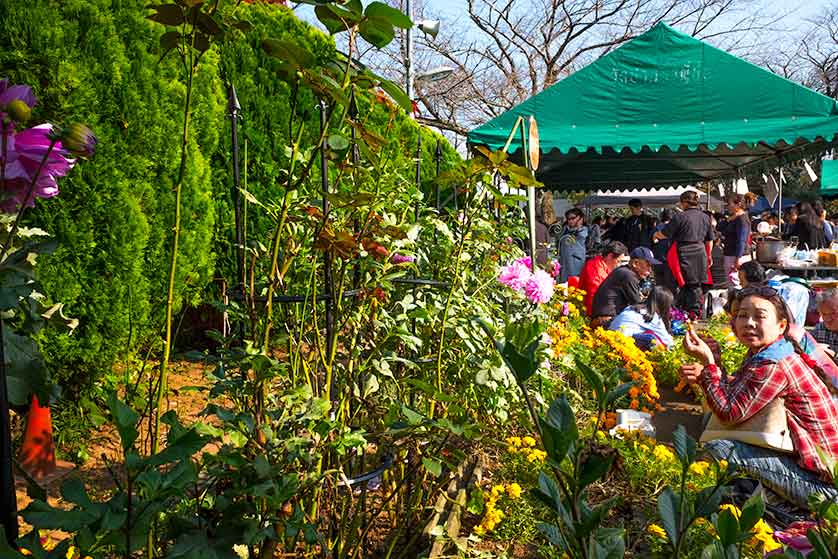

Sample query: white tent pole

[779,166,783,229]
[519,121,537,272]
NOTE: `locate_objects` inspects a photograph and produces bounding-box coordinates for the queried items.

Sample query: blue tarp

[748,195,797,215]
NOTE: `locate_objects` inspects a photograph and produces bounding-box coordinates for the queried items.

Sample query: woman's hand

[683,327,716,366]
[679,363,704,385]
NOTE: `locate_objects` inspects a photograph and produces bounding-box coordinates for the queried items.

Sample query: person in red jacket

[579,241,627,316]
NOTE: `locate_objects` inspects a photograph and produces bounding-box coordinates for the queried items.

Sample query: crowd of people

[537,190,838,518]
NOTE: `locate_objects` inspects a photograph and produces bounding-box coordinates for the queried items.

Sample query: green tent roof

[468,23,838,191]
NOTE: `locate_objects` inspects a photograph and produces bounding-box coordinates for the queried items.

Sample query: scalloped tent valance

[467,22,838,192]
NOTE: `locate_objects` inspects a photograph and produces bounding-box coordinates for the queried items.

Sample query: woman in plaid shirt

[681,286,838,508]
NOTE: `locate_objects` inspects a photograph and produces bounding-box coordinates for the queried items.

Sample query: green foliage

[0,0,460,397]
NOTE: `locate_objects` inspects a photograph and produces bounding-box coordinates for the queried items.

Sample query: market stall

[468,22,838,219]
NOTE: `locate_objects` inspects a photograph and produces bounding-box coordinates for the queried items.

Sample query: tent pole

[778,166,783,229]
[519,121,537,272]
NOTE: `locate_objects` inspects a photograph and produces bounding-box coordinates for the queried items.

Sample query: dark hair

[680,190,700,207]
[739,260,765,285]
[635,286,673,332]
[797,201,821,228]
[592,216,603,225]
[726,193,744,207]
[736,286,838,396]
[629,198,642,208]
[602,241,627,257]
[660,209,673,222]
[565,207,584,221]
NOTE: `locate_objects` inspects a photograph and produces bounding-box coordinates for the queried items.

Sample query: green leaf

[261,38,314,68]
[358,16,395,48]
[147,4,184,26]
[159,30,180,51]
[716,507,739,547]
[576,359,605,406]
[314,4,360,34]
[592,527,626,559]
[327,134,350,151]
[364,2,412,29]
[695,485,725,519]
[253,455,271,479]
[195,12,221,36]
[377,78,412,113]
[537,522,569,550]
[541,395,578,462]
[107,393,139,451]
[422,457,442,477]
[738,491,765,533]
[578,454,614,489]
[672,425,697,468]
[605,382,635,408]
[60,477,93,507]
[4,330,48,406]
[466,488,485,515]
[657,486,681,547]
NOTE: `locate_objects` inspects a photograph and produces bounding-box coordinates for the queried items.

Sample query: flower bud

[62,123,97,157]
[6,99,30,123]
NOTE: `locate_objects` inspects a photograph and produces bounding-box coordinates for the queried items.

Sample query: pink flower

[774,521,817,555]
[390,253,415,264]
[561,302,570,316]
[1,123,74,212]
[0,78,36,121]
[515,256,532,268]
[524,269,555,304]
[498,260,531,291]
[550,260,561,278]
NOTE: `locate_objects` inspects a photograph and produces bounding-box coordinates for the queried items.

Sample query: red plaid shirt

[701,350,838,480]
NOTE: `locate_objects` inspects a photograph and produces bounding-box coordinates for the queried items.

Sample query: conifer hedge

[0,1,459,395]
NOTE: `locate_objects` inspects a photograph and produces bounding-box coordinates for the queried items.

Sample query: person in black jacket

[653,191,714,317]
[604,198,656,252]
[590,247,659,328]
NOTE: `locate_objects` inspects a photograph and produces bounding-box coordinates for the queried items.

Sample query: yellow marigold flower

[506,482,523,499]
[507,445,518,454]
[527,449,547,462]
[595,430,607,441]
[719,503,741,519]
[719,459,729,471]
[653,445,675,462]
[689,461,710,476]
[522,436,536,447]
[506,436,522,446]
[647,524,667,539]
[473,525,485,535]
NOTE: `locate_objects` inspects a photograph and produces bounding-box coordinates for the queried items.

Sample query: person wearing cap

[604,198,656,252]
[654,190,714,317]
[579,241,628,316]
[590,247,659,328]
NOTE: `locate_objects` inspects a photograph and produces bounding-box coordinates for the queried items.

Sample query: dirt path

[13,361,215,537]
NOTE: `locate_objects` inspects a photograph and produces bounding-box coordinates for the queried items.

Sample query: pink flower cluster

[0,79,95,213]
[498,256,555,304]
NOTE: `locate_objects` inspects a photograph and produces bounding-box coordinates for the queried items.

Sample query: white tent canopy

[580,186,724,211]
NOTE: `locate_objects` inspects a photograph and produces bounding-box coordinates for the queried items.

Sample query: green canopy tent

[468,22,838,263]
[821,160,838,196]
[468,22,838,191]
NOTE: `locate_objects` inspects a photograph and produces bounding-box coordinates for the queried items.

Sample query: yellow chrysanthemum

[506,482,522,499]
[522,436,536,447]
[647,524,667,539]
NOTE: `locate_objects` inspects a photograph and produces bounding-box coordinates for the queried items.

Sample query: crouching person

[680,285,838,508]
